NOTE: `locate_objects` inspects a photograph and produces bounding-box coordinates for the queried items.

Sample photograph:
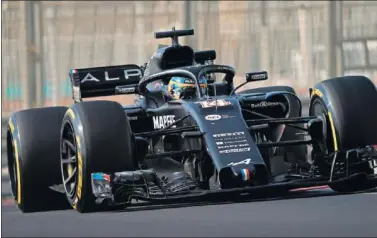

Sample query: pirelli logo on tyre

[311,88,323,98]
[75,136,83,200]
[13,138,21,204]
[66,108,75,120]
[8,118,14,133]
[9,118,22,205]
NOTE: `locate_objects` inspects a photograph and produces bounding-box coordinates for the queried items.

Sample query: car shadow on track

[3,188,374,214]
[106,188,350,214]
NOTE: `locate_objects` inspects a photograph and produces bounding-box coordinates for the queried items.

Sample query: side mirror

[245,71,268,82]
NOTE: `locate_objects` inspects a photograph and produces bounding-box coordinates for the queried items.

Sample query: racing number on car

[198,99,231,108]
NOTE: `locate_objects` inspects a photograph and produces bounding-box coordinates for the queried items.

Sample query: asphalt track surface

[2,189,377,237]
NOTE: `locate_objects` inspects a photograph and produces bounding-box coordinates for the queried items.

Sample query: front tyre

[61,101,137,213]
[309,76,377,192]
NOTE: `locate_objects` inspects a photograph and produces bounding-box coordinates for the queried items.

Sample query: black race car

[7,28,377,213]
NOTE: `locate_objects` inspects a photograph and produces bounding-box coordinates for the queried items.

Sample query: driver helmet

[163,76,208,100]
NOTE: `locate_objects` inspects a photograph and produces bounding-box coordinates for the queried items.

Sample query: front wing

[90,146,377,208]
[91,172,377,208]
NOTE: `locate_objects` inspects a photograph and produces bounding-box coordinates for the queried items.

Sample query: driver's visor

[173,84,207,95]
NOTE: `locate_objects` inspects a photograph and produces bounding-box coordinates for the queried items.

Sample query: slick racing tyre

[7,107,71,213]
[61,101,137,213]
[309,76,377,192]
[238,86,307,164]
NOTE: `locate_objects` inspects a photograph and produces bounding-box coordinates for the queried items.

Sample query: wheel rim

[61,121,78,199]
[7,133,18,200]
[310,98,334,153]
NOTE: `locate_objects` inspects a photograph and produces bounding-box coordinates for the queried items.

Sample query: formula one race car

[7,28,377,213]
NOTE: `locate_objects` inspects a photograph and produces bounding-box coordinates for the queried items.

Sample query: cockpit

[137,27,234,108]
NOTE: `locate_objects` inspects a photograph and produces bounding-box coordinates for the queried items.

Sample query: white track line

[290,185,330,192]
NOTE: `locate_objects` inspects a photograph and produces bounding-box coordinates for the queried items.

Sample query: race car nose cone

[219,165,258,188]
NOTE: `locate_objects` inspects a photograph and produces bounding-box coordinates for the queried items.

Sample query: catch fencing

[2,1,377,116]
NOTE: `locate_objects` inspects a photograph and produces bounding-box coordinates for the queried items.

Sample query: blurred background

[1,0,377,196]
[2,1,377,115]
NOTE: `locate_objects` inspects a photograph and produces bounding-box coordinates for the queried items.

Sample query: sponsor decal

[81,69,142,83]
[205,114,222,121]
[220,136,246,141]
[200,65,235,73]
[197,99,232,108]
[81,73,100,82]
[250,72,267,80]
[249,101,283,109]
[72,86,81,101]
[213,132,244,138]
[127,116,138,120]
[225,139,248,144]
[221,114,236,119]
[227,158,252,167]
[218,144,249,149]
[153,115,175,129]
[184,79,195,84]
[219,147,251,154]
[213,132,248,154]
[116,86,135,94]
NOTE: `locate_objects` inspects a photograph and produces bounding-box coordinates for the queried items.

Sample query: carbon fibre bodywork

[87,84,377,206]
[7,27,377,214]
[67,28,377,209]
[90,148,377,207]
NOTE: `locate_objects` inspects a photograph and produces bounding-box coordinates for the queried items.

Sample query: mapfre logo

[153,115,175,129]
[205,114,222,121]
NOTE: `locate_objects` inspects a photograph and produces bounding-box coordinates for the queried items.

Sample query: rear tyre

[309,76,377,192]
[7,107,71,213]
[61,101,137,213]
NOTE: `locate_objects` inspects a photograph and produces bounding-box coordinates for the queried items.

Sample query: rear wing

[69,64,143,102]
